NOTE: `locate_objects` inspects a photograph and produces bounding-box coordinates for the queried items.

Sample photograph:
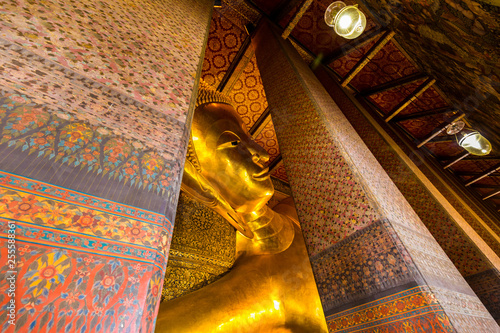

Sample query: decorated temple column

[314,66,500,324]
[0,0,212,332]
[252,20,499,332]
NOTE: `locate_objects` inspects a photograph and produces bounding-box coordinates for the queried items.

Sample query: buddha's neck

[238,206,294,255]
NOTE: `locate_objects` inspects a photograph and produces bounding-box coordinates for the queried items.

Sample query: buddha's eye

[217,131,241,149]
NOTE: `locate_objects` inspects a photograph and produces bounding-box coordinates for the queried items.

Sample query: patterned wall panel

[0,89,177,214]
[0,0,209,122]
[254,119,280,164]
[227,55,268,128]
[218,0,261,29]
[252,23,500,330]
[271,164,289,183]
[0,171,170,333]
[0,0,213,332]
[201,10,247,88]
[311,221,415,313]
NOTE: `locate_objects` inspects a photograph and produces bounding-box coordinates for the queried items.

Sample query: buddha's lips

[253,167,270,180]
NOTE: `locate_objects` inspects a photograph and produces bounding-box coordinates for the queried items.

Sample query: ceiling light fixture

[446,121,492,156]
[324,2,366,39]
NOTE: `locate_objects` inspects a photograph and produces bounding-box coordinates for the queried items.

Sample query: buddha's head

[182,81,274,237]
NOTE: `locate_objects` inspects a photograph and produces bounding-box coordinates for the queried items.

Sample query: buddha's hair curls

[187,81,234,173]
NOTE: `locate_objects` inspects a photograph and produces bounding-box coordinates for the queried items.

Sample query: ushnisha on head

[182,81,274,238]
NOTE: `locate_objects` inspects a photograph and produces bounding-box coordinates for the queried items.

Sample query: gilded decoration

[161,192,236,302]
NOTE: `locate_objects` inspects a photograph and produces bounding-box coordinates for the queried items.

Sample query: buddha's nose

[249,140,269,164]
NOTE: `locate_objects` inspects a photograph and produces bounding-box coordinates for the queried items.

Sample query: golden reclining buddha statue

[155,81,328,332]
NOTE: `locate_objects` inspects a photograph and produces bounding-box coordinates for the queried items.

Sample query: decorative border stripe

[0,171,172,230]
[1,236,165,271]
[326,286,453,333]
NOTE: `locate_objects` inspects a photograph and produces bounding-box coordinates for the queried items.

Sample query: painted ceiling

[203,0,500,217]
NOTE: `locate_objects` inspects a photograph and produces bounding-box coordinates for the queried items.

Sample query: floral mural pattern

[0,171,168,332]
[0,91,173,195]
[0,244,162,333]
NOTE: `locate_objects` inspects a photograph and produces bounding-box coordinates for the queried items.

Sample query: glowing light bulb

[324,2,366,39]
[461,134,482,150]
[338,15,352,29]
[458,130,492,156]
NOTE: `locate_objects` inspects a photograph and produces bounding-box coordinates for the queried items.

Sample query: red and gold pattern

[327,286,454,333]
[201,10,247,88]
[271,163,289,183]
[228,56,268,128]
[0,171,170,333]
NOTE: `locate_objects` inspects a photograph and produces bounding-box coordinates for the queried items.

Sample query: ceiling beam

[483,189,500,201]
[443,152,470,170]
[465,163,500,186]
[384,78,436,122]
[359,73,429,97]
[323,28,383,65]
[281,0,313,39]
[392,107,456,123]
[471,184,500,189]
[249,107,271,138]
[427,136,455,143]
[269,154,283,174]
[417,113,464,148]
[440,154,500,163]
[340,30,395,87]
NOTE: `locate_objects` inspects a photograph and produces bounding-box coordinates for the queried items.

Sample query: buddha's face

[191,103,274,214]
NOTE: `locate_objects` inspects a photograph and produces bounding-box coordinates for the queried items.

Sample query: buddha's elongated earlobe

[181,160,254,239]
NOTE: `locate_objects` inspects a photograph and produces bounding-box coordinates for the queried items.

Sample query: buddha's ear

[181,160,218,207]
[181,160,254,239]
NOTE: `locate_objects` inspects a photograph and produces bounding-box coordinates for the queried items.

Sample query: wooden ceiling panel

[228,55,268,128]
[360,0,500,151]
[367,80,426,114]
[254,119,281,165]
[450,159,500,174]
[202,10,247,88]
[331,39,377,78]
[398,86,449,116]
[290,0,377,57]
[399,111,456,140]
[462,174,500,187]
[251,0,285,15]
[348,41,419,92]
[425,141,463,158]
